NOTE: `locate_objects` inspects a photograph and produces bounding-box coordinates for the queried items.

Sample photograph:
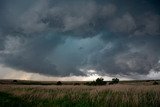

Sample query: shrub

[146,80,150,82]
[96,78,107,85]
[109,82,114,85]
[90,81,97,86]
[84,82,90,85]
[112,78,119,84]
[85,78,106,86]
[153,81,158,85]
[56,81,62,85]
[74,83,80,85]
[13,80,18,83]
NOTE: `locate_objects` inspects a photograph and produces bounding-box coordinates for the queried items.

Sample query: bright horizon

[1,65,160,81]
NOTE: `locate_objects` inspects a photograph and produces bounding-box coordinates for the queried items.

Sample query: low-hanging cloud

[0,0,160,77]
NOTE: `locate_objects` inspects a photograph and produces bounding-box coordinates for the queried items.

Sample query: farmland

[0,80,160,107]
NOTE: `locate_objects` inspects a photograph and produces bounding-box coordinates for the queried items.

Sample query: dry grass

[0,84,160,107]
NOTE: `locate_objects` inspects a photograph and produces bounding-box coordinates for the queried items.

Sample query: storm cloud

[0,0,160,77]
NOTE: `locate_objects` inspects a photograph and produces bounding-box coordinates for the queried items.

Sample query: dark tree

[13,80,18,83]
[90,81,97,86]
[112,78,119,84]
[153,81,158,85]
[84,77,106,86]
[74,83,80,85]
[96,78,107,85]
[56,81,62,85]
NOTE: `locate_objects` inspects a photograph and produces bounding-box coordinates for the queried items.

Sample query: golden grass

[0,84,160,107]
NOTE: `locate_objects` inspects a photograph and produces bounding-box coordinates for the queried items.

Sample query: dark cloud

[86,36,160,75]
[0,0,160,77]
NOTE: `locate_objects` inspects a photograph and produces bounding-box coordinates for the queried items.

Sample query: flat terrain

[0,80,160,107]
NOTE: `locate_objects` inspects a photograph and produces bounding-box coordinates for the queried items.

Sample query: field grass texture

[0,84,160,107]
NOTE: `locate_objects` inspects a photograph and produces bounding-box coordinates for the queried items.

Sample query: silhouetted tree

[146,80,150,82]
[153,81,158,85]
[74,83,80,85]
[85,77,106,86]
[96,78,107,85]
[90,81,97,86]
[13,80,17,83]
[108,78,119,85]
[56,81,62,85]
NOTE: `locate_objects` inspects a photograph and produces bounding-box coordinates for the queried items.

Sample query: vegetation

[109,82,114,85]
[85,77,107,86]
[13,80,18,83]
[56,81,62,85]
[110,78,119,84]
[0,92,30,107]
[153,81,159,85]
[95,78,107,85]
[112,78,119,84]
[74,83,80,85]
[0,84,160,107]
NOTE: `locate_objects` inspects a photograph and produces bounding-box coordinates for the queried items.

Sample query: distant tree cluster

[85,77,107,86]
[74,83,80,85]
[56,81,62,85]
[85,77,119,86]
[96,78,107,85]
[109,78,119,85]
[13,80,18,83]
[153,81,158,85]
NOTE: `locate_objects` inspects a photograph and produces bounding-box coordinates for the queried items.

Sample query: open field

[0,80,160,107]
[0,79,160,85]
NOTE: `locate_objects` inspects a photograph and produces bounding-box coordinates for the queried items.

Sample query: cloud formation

[0,0,160,77]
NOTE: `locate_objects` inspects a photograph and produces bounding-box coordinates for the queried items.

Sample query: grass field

[0,80,160,107]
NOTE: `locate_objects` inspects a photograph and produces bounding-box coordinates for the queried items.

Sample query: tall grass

[0,84,160,107]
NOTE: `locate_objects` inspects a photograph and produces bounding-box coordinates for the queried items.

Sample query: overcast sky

[0,0,160,81]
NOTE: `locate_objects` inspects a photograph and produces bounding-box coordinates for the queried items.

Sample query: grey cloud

[154,62,160,72]
[0,34,65,76]
[0,32,5,51]
[115,52,158,74]
[0,0,160,77]
[85,36,160,75]
[133,13,160,36]
[100,4,117,17]
[11,0,117,36]
[109,13,136,33]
